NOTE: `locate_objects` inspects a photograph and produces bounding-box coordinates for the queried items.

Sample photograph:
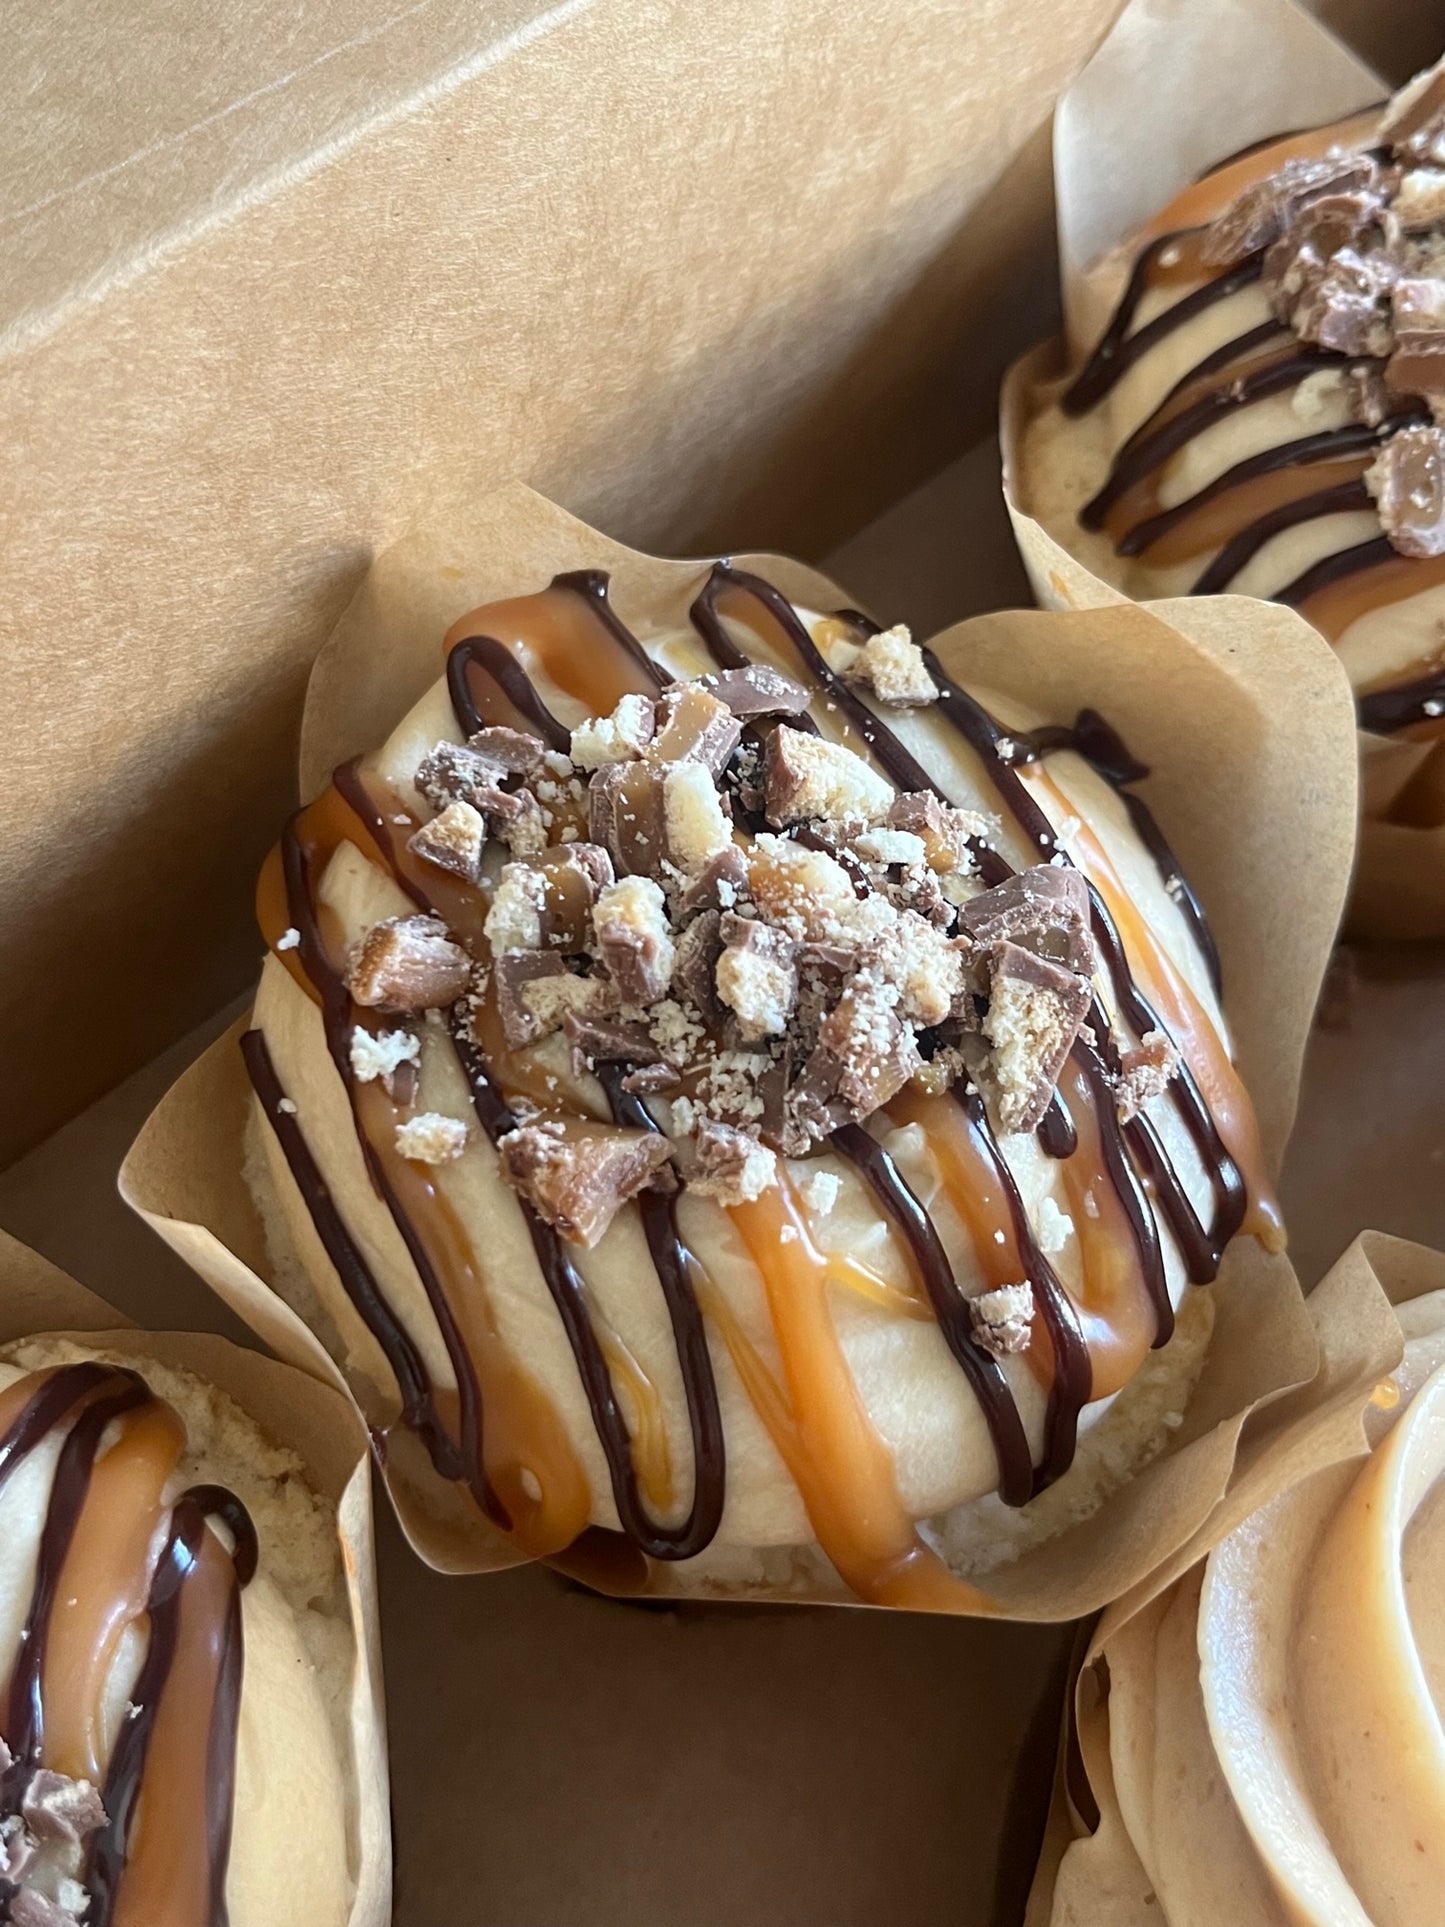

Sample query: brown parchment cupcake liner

[0,1225,390,1926]
[998,0,1445,941]
[1023,1228,1441,1925]
[123,480,1359,1615]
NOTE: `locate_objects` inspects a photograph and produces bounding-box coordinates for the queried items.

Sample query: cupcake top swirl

[1056,58,1445,735]
[0,1363,255,1927]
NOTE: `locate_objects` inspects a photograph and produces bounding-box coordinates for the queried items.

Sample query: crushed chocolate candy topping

[570,692,656,768]
[407,798,487,882]
[497,1121,673,1248]
[588,758,667,877]
[498,787,549,857]
[10,1889,76,1927]
[1347,362,1392,427]
[842,624,939,707]
[886,791,986,873]
[651,683,744,776]
[466,724,547,775]
[347,914,472,1012]
[661,761,733,874]
[673,908,728,1028]
[1365,423,1445,556]
[715,913,799,1041]
[494,951,616,1049]
[1395,167,1445,231]
[1387,275,1445,397]
[678,843,751,918]
[562,1008,663,1070]
[1283,244,1398,358]
[592,875,676,1007]
[692,663,811,717]
[1114,1027,1182,1123]
[1381,58,1445,165]
[956,865,1095,976]
[19,1775,106,1851]
[1201,151,1381,267]
[763,725,894,827]
[818,985,921,1118]
[969,1282,1035,1358]
[621,1062,681,1095]
[681,1117,778,1206]
[982,941,1093,1134]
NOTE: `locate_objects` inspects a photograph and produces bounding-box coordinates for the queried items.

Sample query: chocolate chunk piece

[494,952,617,1049]
[956,865,1094,976]
[886,791,987,873]
[1395,167,1445,231]
[10,1890,76,1927]
[652,683,744,775]
[692,664,811,717]
[1366,424,1445,556]
[347,915,472,1013]
[593,876,676,1007]
[969,1282,1035,1358]
[1284,245,1397,357]
[407,799,486,882]
[778,1045,848,1154]
[497,1122,673,1247]
[466,725,547,775]
[679,844,751,917]
[673,909,728,1027]
[1201,152,1380,267]
[661,762,733,873]
[982,941,1092,1134]
[1387,277,1445,398]
[1114,1028,1182,1123]
[20,1774,106,1849]
[682,1117,778,1205]
[570,693,656,769]
[588,759,668,876]
[1381,58,1445,165]
[762,725,894,827]
[817,985,921,1119]
[622,1062,681,1095]
[497,788,548,857]
[715,913,799,1041]
[562,1008,663,1070]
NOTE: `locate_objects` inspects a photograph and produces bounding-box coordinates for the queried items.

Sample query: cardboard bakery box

[4,0,1445,1921]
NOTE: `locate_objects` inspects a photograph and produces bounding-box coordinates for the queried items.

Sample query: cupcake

[1013,61,1445,739]
[237,547,1291,1610]
[1035,1264,1445,1923]
[0,1339,357,1927]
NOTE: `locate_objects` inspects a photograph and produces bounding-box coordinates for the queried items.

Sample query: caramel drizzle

[251,565,1271,1600]
[1060,120,1445,729]
[0,1366,255,1927]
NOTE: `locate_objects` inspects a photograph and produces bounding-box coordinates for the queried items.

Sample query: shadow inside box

[377,1502,1072,1927]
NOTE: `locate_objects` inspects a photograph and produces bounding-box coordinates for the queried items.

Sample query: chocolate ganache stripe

[831,1123,1035,1506]
[1191,476,1374,594]
[1358,666,1445,733]
[1063,231,1263,416]
[553,570,670,692]
[1275,532,1396,608]
[239,1030,456,1478]
[448,636,571,750]
[1115,419,1417,560]
[6,1374,150,1771]
[277,812,503,1521]
[1081,347,1346,530]
[88,1494,246,1927]
[450,1020,725,1559]
[1037,1093,1078,1160]
[1149,320,1287,417]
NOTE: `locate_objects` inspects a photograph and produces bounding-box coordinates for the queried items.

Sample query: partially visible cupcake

[0,1339,357,1927]
[1013,60,1445,742]
[1037,1281,1445,1924]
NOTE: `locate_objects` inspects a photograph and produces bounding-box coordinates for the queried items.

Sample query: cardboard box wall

[0,0,1428,1164]
[6,2,1445,1922]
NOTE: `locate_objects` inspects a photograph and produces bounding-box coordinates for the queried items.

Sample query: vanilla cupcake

[234,548,1292,1610]
[1038,1282,1445,1923]
[1015,60,1445,740]
[0,1340,356,1927]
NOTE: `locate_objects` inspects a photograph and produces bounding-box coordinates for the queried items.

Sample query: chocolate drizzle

[252,558,1259,1567]
[1058,128,1445,732]
[0,1364,254,1927]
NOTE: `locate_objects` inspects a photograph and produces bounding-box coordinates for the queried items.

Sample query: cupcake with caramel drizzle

[245,562,1282,1607]
[1015,57,1445,741]
[0,1342,353,1927]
